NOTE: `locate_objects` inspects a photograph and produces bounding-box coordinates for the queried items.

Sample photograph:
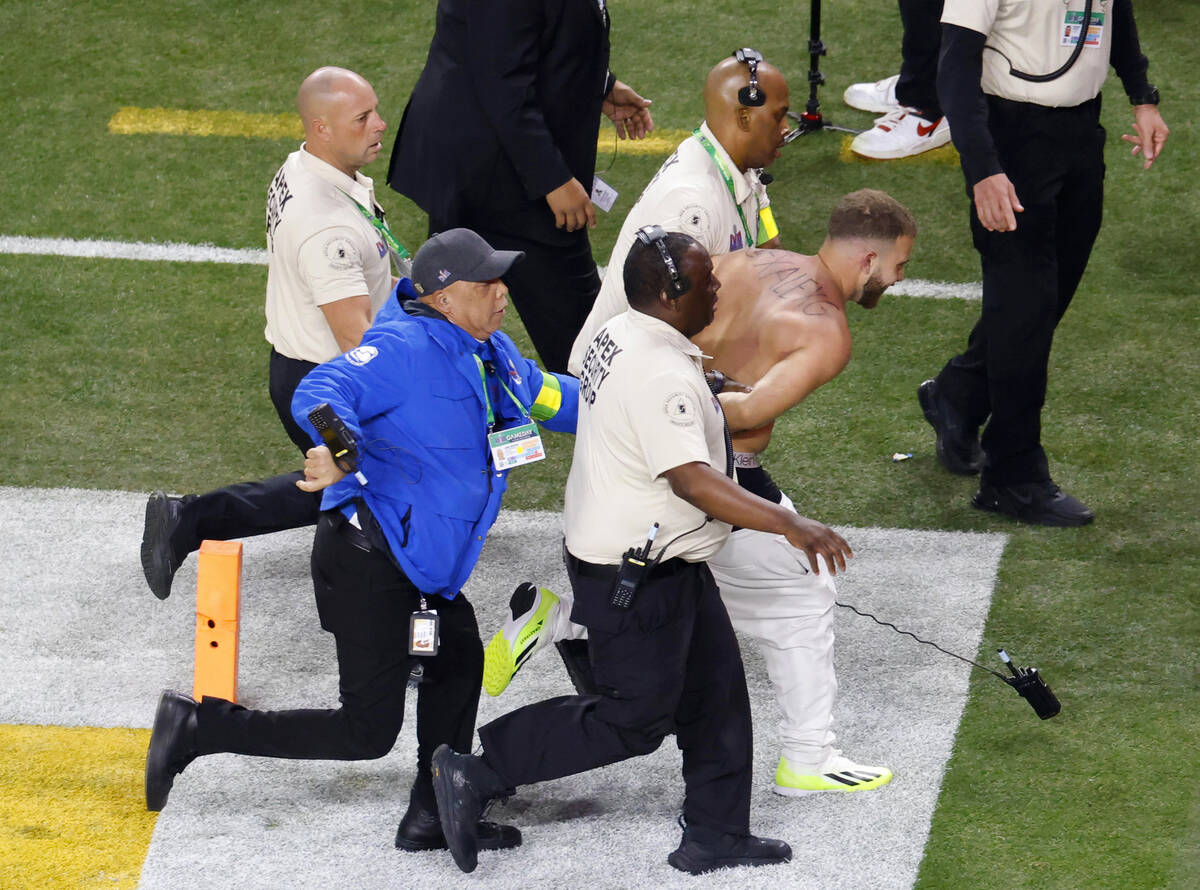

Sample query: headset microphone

[635,224,690,297]
[733,47,766,107]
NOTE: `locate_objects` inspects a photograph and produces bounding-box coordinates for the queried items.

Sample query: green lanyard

[336,188,412,263]
[692,127,761,247]
[474,354,530,430]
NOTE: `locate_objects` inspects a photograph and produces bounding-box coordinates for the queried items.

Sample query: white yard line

[2,235,982,300]
[0,486,1005,890]
[0,235,267,265]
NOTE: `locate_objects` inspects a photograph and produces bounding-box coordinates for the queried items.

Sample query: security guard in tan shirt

[919,0,1168,526]
[426,229,852,878]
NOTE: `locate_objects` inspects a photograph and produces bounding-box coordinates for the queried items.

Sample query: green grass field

[1,1,1197,887]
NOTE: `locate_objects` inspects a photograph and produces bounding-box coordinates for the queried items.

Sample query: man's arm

[938,23,1023,232]
[1112,1,1168,170]
[662,461,852,574]
[602,79,654,140]
[319,294,372,354]
[717,325,848,434]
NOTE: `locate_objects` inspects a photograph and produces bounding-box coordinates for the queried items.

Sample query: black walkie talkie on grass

[307,403,367,484]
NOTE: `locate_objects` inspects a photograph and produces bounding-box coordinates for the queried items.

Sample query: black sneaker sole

[140,492,177,600]
[918,380,982,476]
[667,849,791,875]
[971,492,1095,527]
[430,745,479,873]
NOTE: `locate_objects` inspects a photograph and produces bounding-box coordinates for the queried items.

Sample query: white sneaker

[850,109,951,160]
[773,753,893,796]
[843,74,901,114]
[482,583,561,696]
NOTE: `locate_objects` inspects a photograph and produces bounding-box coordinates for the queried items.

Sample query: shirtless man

[487,189,916,796]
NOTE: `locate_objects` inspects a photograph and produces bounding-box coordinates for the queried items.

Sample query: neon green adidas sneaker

[482,583,560,696]
[772,754,893,796]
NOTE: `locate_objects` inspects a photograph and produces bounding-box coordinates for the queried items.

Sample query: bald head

[702,55,790,172]
[296,67,386,178]
[298,67,372,136]
[703,57,782,119]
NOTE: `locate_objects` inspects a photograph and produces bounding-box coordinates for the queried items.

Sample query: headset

[635,225,689,297]
[733,47,766,107]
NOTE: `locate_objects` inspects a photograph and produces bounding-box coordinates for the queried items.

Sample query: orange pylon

[193,540,242,702]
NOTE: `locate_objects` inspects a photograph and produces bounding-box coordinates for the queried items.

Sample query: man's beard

[859,274,886,309]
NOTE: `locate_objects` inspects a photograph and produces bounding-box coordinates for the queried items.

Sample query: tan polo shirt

[565,309,732,565]
[263,145,393,364]
[566,121,771,376]
[943,0,1113,107]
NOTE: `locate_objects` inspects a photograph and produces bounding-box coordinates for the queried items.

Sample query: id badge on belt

[488,421,546,470]
[409,596,440,656]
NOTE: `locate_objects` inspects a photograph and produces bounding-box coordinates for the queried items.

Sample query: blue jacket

[292,290,578,596]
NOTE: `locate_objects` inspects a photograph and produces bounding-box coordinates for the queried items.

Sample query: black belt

[566,551,691,581]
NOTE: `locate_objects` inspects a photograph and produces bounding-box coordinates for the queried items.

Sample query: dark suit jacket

[388,0,615,246]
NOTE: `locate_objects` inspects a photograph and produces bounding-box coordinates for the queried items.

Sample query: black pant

[895,0,943,118]
[195,513,484,801]
[937,96,1105,485]
[170,350,321,559]
[429,217,600,374]
[478,554,752,836]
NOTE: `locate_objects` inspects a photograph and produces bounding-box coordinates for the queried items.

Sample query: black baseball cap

[411,228,524,295]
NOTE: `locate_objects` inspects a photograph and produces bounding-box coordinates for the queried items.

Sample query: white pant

[708,494,837,771]
[551,494,837,770]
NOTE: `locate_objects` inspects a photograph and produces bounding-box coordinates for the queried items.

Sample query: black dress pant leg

[195,515,483,767]
[269,349,319,453]
[478,560,752,836]
[673,566,752,836]
[895,0,944,117]
[938,98,1105,486]
[411,592,484,801]
[169,350,321,558]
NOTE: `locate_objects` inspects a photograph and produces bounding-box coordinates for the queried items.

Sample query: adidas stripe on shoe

[772,754,893,796]
[482,583,560,696]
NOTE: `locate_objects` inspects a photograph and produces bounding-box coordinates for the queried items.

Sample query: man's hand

[780,514,852,576]
[973,173,1023,232]
[546,178,595,232]
[602,80,654,140]
[295,445,346,493]
[1121,105,1169,170]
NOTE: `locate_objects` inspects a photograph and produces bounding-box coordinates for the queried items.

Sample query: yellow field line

[108,106,692,155]
[0,724,156,889]
[838,133,961,166]
[108,107,303,140]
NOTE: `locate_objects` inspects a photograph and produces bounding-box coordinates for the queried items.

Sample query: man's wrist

[705,370,726,395]
[1128,84,1160,106]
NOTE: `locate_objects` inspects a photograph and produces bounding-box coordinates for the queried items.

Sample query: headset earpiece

[733,47,766,107]
[635,225,689,297]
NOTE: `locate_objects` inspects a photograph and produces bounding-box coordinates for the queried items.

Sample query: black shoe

[145,690,198,811]
[394,799,522,852]
[430,745,510,873]
[667,827,792,875]
[973,480,1094,527]
[918,379,983,475]
[141,491,185,600]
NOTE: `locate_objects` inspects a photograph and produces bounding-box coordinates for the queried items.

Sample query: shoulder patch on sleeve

[322,235,362,271]
[346,345,378,366]
[663,391,698,426]
[677,203,715,242]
